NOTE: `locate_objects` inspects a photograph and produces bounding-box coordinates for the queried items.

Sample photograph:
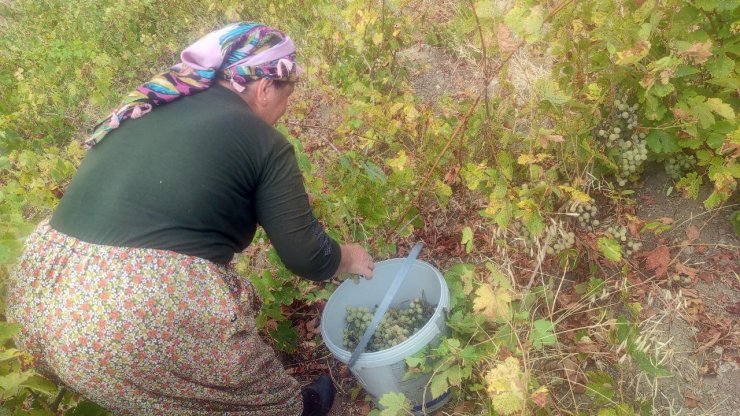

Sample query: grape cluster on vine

[605,224,642,257]
[512,221,534,248]
[343,298,432,352]
[596,97,649,185]
[664,153,696,180]
[569,201,599,231]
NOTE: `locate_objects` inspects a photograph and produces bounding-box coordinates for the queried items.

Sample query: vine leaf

[473,284,511,322]
[484,357,526,415]
[705,98,735,122]
[597,238,622,262]
[680,41,713,64]
[496,23,518,54]
[373,392,410,416]
[615,40,651,65]
[531,319,557,350]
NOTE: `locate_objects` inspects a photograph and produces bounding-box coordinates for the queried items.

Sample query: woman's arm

[254,141,373,281]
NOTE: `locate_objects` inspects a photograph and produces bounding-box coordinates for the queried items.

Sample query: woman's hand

[337,244,374,279]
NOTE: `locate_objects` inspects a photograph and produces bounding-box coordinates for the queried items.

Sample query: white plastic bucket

[320,258,451,414]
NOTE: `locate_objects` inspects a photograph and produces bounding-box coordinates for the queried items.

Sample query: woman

[6,22,374,415]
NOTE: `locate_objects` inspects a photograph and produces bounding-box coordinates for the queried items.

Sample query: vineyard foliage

[0,0,738,414]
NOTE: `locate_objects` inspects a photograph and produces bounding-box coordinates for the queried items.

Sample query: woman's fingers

[339,243,374,279]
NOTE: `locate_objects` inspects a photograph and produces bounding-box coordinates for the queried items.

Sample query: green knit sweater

[51,84,341,281]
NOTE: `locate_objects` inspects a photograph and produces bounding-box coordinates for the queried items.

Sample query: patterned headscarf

[85,22,302,147]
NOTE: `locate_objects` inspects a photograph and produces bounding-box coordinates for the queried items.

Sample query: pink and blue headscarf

[86,22,302,147]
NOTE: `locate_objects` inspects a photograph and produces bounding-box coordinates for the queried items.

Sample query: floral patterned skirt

[6,220,302,415]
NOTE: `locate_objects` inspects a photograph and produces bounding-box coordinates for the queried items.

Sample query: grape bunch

[343,298,433,352]
[569,201,599,231]
[664,153,696,180]
[605,224,642,257]
[595,97,649,185]
[616,133,648,184]
[512,221,535,249]
[544,221,575,255]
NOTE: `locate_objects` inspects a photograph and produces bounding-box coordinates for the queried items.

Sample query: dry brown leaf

[726,302,740,315]
[685,296,705,318]
[640,73,656,89]
[496,23,518,54]
[644,245,671,277]
[698,272,714,283]
[695,330,722,354]
[530,388,548,408]
[675,262,698,279]
[684,390,701,408]
[681,41,713,64]
[628,217,645,237]
[686,225,700,242]
[539,134,565,148]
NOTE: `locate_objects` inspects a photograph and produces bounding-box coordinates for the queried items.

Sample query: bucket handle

[347,242,424,369]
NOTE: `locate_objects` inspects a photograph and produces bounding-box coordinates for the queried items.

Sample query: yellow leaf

[516,153,551,165]
[559,185,592,204]
[372,33,383,46]
[473,284,511,322]
[484,357,526,415]
[387,150,408,172]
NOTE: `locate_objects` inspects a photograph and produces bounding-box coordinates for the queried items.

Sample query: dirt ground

[630,166,739,415]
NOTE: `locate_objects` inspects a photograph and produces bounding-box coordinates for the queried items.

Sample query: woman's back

[51,84,289,264]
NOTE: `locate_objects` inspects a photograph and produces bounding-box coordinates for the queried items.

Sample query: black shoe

[300,374,336,416]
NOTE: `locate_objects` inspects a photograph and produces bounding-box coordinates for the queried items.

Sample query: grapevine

[343,298,433,352]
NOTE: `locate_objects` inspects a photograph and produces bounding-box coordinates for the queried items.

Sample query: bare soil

[630,166,739,415]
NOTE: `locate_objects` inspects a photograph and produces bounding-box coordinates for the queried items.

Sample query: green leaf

[631,350,671,377]
[0,322,21,343]
[461,226,474,253]
[586,371,616,405]
[504,5,544,43]
[676,172,702,199]
[531,319,556,350]
[430,372,449,399]
[707,55,735,79]
[0,349,21,362]
[0,370,32,392]
[497,152,514,181]
[705,98,735,121]
[64,400,109,416]
[651,82,674,97]
[377,392,410,415]
[730,211,740,236]
[675,64,700,77]
[269,320,298,353]
[598,237,622,262]
[694,0,719,11]
[405,350,427,369]
[688,96,715,128]
[20,375,57,396]
[446,365,463,386]
[646,129,679,154]
[644,94,667,120]
[536,79,571,106]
